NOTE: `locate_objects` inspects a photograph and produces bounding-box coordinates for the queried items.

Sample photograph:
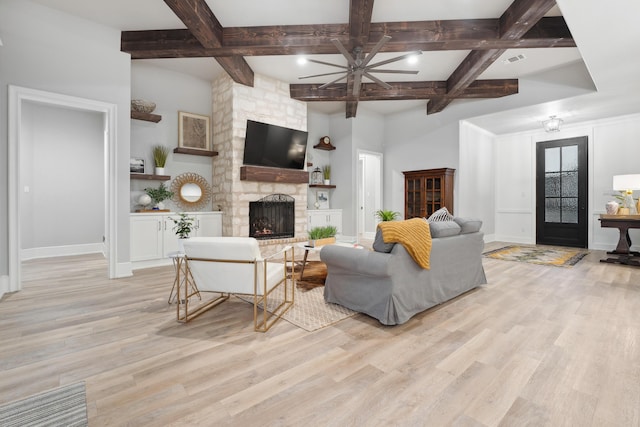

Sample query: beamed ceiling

[120,0,574,118]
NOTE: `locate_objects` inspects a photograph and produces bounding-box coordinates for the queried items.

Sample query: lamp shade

[613,174,640,191]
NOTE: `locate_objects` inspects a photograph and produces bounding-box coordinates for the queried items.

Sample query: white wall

[130,62,214,212]
[306,111,331,208]
[0,0,132,283]
[21,103,105,256]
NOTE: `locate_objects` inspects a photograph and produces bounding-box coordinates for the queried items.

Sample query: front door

[536,136,588,248]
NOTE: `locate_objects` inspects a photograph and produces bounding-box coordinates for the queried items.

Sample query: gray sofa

[320,219,487,325]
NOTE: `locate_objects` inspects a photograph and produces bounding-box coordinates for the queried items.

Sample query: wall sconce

[543,115,563,132]
[613,174,640,215]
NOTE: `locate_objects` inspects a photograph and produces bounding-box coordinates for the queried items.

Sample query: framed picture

[130,157,145,174]
[178,111,211,151]
[316,190,330,209]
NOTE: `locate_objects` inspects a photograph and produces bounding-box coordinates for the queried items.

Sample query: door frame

[357,150,383,240]
[535,135,589,248]
[8,85,118,293]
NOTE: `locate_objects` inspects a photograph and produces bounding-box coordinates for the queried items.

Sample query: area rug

[238,284,357,332]
[0,382,88,427]
[295,261,327,291]
[483,245,588,267]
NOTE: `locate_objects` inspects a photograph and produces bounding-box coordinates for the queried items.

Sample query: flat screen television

[243,120,308,170]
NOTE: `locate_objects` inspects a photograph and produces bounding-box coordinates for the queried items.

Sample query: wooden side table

[598,214,640,267]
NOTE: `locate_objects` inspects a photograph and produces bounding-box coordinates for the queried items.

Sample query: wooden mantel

[240,165,309,184]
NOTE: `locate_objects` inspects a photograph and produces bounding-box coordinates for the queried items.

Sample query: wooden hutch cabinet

[403,168,455,219]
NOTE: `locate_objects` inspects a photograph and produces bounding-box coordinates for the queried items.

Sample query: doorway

[8,86,118,293]
[535,136,588,248]
[357,150,383,240]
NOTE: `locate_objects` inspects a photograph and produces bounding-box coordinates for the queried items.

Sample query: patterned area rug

[483,245,589,267]
[0,382,87,427]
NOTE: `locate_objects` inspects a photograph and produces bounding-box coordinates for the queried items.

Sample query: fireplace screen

[249,194,295,239]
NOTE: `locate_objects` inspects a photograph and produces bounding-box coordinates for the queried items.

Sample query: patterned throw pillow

[427,207,454,222]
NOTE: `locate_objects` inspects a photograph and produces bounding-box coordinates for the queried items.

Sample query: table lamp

[613,174,640,215]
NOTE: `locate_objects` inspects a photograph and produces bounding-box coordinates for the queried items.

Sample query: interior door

[536,136,588,248]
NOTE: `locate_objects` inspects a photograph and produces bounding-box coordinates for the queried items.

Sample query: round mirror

[170,172,212,210]
[181,183,202,203]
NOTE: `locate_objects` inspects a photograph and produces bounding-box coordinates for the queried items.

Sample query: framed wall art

[130,157,145,174]
[316,190,330,209]
[178,111,211,151]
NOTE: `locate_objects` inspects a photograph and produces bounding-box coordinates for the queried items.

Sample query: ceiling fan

[298,35,422,97]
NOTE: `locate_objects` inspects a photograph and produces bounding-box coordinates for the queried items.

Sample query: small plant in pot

[375,209,401,221]
[170,213,195,239]
[322,165,331,185]
[308,225,337,247]
[152,145,170,175]
[144,182,174,210]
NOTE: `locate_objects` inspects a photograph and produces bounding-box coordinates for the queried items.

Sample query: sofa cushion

[454,217,483,234]
[373,228,396,253]
[429,220,461,238]
[428,207,454,222]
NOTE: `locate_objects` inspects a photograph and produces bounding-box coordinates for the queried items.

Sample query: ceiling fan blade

[299,70,351,79]
[366,51,423,69]
[318,73,348,89]
[361,35,392,68]
[366,69,420,74]
[363,72,392,90]
[331,38,356,67]
[306,59,348,70]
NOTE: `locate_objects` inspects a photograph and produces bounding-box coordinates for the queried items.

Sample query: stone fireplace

[249,194,295,239]
[211,73,308,255]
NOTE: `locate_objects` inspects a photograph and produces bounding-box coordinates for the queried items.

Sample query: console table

[598,214,640,267]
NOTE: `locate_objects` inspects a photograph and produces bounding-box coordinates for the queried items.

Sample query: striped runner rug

[0,382,87,427]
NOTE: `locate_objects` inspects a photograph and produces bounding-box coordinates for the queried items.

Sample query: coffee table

[295,241,361,279]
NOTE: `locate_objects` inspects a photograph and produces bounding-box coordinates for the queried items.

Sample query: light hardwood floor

[1,243,640,426]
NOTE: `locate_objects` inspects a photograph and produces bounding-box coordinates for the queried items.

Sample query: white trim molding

[21,243,105,261]
[8,85,119,293]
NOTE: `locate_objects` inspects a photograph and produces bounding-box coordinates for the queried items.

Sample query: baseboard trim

[21,243,104,260]
[0,275,8,301]
[131,258,173,271]
[115,262,133,278]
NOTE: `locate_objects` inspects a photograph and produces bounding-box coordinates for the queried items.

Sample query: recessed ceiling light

[297,56,307,65]
[503,54,526,64]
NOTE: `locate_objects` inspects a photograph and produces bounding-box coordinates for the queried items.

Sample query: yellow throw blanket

[378,218,432,269]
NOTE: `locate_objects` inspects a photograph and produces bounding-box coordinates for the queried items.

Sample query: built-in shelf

[240,165,309,184]
[131,111,162,123]
[173,147,218,157]
[309,184,336,189]
[130,173,171,181]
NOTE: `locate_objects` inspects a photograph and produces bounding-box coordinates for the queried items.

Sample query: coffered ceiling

[31,0,640,133]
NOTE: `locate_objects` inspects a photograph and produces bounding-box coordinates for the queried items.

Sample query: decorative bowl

[131,99,156,113]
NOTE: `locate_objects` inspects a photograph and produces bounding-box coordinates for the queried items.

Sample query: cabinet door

[405,176,424,218]
[131,215,163,261]
[194,213,222,237]
[327,211,342,234]
[162,218,180,256]
[308,212,327,230]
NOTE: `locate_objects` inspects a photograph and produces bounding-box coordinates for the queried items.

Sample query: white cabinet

[130,211,222,268]
[308,209,342,234]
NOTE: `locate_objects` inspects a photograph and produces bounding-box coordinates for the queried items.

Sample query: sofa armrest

[320,245,393,277]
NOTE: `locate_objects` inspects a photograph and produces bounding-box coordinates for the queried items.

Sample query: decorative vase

[618,207,630,215]
[155,201,165,210]
[324,179,330,185]
[155,167,165,175]
[605,201,619,215]
[178,237,188,254]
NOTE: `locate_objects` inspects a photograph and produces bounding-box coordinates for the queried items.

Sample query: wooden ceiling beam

[349,0,375,49]
[163,0,253,86]
[121,17,574,59]
[427,0,557,114]
[290,79,518,102]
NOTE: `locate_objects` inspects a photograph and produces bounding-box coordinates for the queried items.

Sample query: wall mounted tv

[243,120,308,170]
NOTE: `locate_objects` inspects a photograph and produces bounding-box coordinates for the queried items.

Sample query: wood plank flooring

[1,242,640,426]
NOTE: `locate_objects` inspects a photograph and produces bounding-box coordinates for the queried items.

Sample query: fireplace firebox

[249,194,295,239]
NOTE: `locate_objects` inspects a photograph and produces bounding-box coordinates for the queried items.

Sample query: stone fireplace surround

[211,73,309,257]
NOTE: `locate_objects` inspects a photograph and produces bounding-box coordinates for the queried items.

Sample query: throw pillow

[428,207,454,222]
[373,228,395,253]
[429,220,461,238]
[453,217,483,234]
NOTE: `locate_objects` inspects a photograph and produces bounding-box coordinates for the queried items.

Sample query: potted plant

[144,182,174,210]
[375,209,401,221]
[170,213,195,239]
[322,165,331,185]
[152,145,170,175]
[308,225,337,247]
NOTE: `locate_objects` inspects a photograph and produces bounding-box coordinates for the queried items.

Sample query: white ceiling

[31,0,640,134]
